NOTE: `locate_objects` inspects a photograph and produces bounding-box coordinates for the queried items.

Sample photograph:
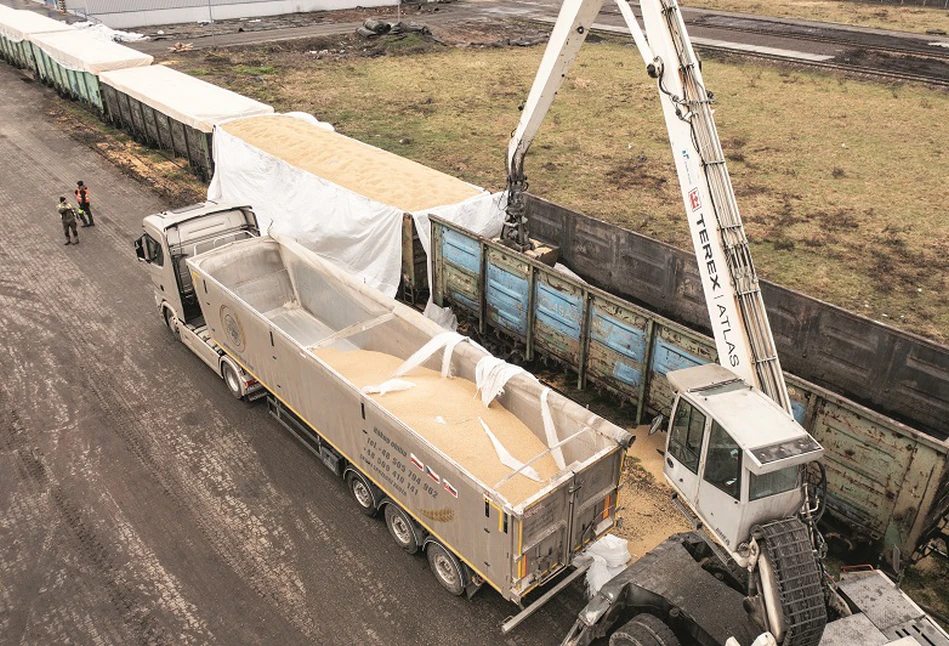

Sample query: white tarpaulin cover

[30,29,152,73]
[99,65,274,133]
[73,21,148,43]
[0,9,73,43]
[208,114,504,296]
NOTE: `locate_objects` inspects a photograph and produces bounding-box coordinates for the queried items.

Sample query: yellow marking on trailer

[485,497,505,533]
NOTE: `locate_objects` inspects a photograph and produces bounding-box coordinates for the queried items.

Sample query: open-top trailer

[137,201,632,624]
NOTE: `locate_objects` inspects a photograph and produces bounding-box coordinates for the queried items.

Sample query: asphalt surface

[0,63,584,644]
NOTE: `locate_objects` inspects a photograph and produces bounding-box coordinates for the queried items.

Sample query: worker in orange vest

[75,180,95,227]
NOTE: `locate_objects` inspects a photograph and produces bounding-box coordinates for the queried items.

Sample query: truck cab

[663,364,823,556]
[135,202,263,399]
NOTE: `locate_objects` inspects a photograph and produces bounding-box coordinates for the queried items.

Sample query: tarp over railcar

[99,65,274,179]
[209,113,504,297]
[29,29,152,110]
[0,9,72,70]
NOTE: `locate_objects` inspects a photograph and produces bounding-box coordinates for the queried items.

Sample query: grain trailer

[136,202,631,621]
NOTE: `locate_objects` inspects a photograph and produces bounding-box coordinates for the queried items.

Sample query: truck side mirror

[648,414,666,436]
[135,235,148,262]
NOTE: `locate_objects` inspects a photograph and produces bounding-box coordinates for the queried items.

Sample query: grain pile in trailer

[29,29,152,111]
[99,65,274,180]
[210,114,503,299]
[0,9,72,71]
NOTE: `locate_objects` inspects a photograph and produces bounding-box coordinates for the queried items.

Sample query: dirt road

[0,64,582,644]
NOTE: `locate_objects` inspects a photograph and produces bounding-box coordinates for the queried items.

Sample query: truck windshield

[749,466,800,501]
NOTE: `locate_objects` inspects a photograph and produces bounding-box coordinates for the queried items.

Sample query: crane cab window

[669,400,706,474]
[750,466,800,501]
[703,421,742,500]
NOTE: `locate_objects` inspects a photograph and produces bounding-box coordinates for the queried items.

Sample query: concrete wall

[65,0,397,28]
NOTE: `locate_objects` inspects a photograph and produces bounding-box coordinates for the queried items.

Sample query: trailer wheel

[163,308,179,340]
[384,504,420,554]
[347,472,378,517]
[221,362,243,399]
[427,542,465,596]
[609,613,680,646]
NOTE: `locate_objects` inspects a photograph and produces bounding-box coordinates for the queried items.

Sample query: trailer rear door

[568,447,623,551]
[514,447,622,596]
[517,479,571,596]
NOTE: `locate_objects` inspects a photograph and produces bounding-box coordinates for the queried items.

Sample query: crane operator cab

[659,364,824,558]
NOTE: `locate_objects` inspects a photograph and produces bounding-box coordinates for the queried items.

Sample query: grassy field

[686,0,949,34]
[168,35,949,343]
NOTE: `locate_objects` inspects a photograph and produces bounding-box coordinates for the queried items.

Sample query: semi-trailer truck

[136,200,633,623]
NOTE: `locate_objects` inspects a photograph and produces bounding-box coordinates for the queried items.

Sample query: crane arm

[639,0,790,411]
[502,0,606,250]
[505,0,790,411]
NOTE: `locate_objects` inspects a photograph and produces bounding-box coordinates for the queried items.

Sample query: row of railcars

[429,214,949,565]
[0,8,273,179]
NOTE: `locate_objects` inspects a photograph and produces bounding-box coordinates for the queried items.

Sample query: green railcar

[29,29,151,112]
[0,8,72,72]
[99,65,273,181]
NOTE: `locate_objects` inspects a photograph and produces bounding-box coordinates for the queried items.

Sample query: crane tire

[610,613,680,646]
[756,518,827,646]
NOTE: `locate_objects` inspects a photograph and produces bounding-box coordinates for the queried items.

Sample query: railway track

[682,16,949,61]
[694,39,949,88]
[560,9,949,87]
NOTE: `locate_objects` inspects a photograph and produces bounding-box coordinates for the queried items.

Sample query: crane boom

[502,0,607,251]
[505,0,790,411]
[640,0,791,411]
[506,2,830,642]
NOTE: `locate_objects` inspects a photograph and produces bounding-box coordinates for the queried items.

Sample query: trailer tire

[427,542,465,596]
[347,472,378,517]
[609,613,679,646]
[221,362,243,399]
[384,504,420,554]
[163,308,179,340]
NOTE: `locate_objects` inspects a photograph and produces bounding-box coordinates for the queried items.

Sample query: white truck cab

[135,202,264,400]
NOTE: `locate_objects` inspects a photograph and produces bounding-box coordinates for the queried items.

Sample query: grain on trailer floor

[313,347,560,506]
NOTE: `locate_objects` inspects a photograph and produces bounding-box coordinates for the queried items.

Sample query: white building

[65,0,397,29]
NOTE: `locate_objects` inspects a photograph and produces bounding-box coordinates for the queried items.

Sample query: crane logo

[220,305,246,353]
[688,188,702,211]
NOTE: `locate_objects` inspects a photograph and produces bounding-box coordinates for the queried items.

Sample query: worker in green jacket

[58,197,79,245]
